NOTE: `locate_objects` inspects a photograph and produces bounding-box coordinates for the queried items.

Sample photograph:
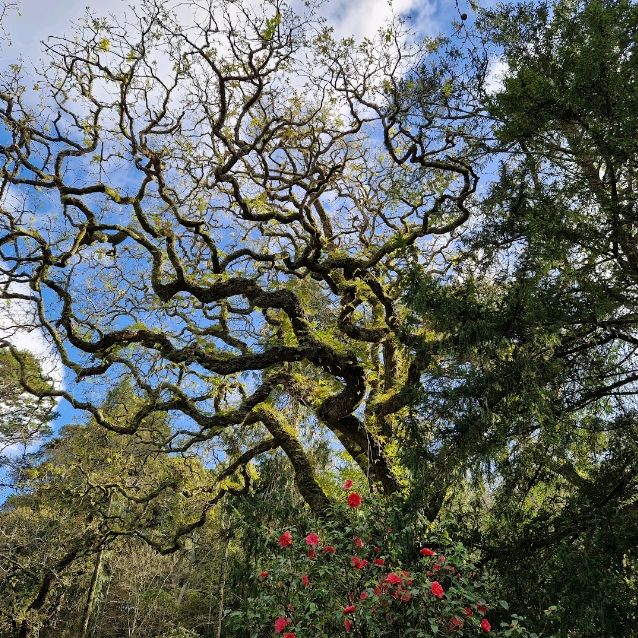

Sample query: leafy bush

[225,487,545,637]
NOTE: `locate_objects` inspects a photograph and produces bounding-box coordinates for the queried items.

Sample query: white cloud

[0,0,127,64]
[485,56,508,94]
[0,290,63,462]
[0,293,64,388]
[325,0,432,39]
[1,0,438,68]
[0,187,63,388]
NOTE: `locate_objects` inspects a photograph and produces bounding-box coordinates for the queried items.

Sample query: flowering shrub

[225,490,545,637]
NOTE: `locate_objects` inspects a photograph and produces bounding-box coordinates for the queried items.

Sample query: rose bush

[225,490,546,637]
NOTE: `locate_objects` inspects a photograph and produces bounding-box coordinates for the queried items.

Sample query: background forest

[0,0,637,636]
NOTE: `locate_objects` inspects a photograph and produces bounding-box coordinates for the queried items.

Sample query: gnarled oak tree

[0,0,480,520]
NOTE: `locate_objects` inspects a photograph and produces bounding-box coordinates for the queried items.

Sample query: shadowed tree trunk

[214,529,231,638]
[80,547,106,638]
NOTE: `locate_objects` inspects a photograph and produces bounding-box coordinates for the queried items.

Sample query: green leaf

[261,12,281,41]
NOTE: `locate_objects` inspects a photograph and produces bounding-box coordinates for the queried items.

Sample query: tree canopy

[0,0,482,516]
[0,348,56,480]
[0,0,637,636]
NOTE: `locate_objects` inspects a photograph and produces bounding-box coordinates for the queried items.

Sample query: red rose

[343,604,356,614]
[448,617,464,631]
[347,492,363,508]
[305,532,320,546]
[464,607,474,617]
[307,548,317,560]
[301,574,310,587]
[343,479,354,490]
[430,581,445,599]
[283,633,296,638]
[374,557,385,566]
[420,547,436,556]
[351,556,368,570]
[344,619,353,632]
[477,603,488,615]
[259,570,268,580]
[360,591,368,600]
[353,536,364,548]
[274,617,290,633]
[437,555,446,563]
[278,531,292,548]
[481,619,491,633]
[385,573,402,585]
[323,545,336,554]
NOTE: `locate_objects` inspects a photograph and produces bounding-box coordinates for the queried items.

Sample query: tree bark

[80,547,106,638]
[214,531,231,638]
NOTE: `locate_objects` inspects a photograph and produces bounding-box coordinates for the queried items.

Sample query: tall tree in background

[402,1,638,635]
[0,381,237,638]
[0,349,56,483]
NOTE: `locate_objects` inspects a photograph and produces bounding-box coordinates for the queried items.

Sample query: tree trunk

[42,590,65,637]
[214,531,230,638]
[17,619,32,638]
[80,547,106,638]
